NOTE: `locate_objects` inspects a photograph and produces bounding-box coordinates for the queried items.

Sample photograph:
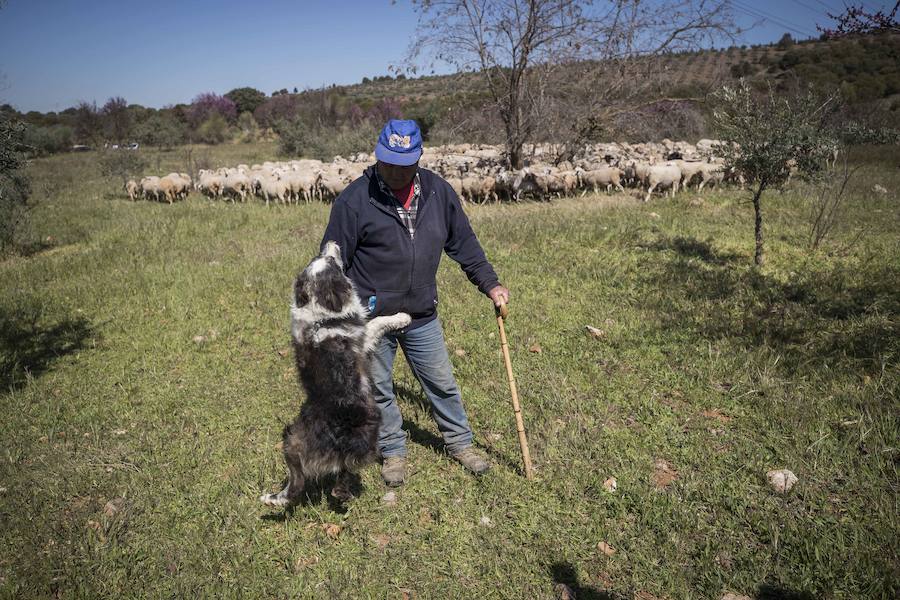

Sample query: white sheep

[258,176,288,206]
[140,176,161,202]
[124,179,139,201]
[644,165,681,202]
[579,167,624,194]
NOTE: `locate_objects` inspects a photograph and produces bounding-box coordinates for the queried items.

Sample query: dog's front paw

[330,485,355,503]
[259,491,290,507]
[394,312,412,328]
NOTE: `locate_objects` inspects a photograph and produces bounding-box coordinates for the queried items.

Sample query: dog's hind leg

[330,469,355,503]
[259,454,306,507]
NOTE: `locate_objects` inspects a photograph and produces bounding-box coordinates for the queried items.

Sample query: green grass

[1,144,898,599]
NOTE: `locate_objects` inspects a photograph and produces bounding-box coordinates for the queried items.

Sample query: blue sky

[0,0,892,113]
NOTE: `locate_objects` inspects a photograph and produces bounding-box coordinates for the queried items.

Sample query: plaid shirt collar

[374,169,421,239]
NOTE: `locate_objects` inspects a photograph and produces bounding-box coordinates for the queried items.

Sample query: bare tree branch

[405,0,738,167]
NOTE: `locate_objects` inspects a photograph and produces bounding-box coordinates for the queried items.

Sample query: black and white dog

[260,241,410,507]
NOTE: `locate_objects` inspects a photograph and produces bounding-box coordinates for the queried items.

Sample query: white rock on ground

[766,469,798,493]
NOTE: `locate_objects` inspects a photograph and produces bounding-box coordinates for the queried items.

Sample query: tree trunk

[752,183,766,266]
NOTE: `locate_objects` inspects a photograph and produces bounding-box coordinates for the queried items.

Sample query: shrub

[196,113,230,145]
[237,112,261,143]
[254,94,300,129]
[97,149,148,187]
[730,60,755,78]
[22,124,73,156]
[277,118,379,160]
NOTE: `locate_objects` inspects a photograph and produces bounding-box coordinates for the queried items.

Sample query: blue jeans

[371,318,474,457]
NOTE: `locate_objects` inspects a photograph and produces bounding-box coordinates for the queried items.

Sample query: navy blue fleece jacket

[320,165,500,330]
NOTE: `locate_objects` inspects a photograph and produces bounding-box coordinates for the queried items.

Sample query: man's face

[377,160,418,189]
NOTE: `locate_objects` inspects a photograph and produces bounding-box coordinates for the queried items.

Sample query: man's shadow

[550,562,615,600]
[395,381,522,473]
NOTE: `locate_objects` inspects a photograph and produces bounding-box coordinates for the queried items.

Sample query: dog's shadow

[260,472,363,521]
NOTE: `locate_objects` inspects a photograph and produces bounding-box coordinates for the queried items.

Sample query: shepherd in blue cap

[320,119,510,487]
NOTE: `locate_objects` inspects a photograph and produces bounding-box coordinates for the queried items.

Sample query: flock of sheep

[125,138,739,206]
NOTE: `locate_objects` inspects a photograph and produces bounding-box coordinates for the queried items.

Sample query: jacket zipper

[407,189,435,304]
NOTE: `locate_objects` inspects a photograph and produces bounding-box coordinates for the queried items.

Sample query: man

[320,119,510,487]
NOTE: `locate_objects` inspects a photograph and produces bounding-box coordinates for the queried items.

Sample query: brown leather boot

[450,446,491,475]
[381,456,407,487]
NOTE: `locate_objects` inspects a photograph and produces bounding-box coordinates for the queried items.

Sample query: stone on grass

[555,583,576,599]
[766,469,798,493]
[585,325,605,339]
[103,497,125,518]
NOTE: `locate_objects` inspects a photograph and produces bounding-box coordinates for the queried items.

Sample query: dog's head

[294,241,353,314]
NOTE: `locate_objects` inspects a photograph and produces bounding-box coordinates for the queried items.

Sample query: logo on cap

[388,134,412,149]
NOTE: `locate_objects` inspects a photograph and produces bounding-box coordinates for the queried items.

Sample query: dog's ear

[318,270,352,313]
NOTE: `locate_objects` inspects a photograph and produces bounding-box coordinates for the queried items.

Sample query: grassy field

[1,144,898,599]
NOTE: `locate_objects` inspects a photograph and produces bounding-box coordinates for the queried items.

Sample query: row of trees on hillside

[6,83,449,158]
[9,2,897,164]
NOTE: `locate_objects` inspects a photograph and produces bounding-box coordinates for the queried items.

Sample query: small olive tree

[98,149,148,188]
[712,81,838,266]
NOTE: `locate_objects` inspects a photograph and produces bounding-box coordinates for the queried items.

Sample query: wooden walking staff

[495,302,534,479]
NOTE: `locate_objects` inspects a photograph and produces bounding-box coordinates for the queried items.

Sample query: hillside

[7,32,898,156]
[338,33,900,110]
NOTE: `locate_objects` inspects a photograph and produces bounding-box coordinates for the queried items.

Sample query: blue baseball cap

[374,119,423,166]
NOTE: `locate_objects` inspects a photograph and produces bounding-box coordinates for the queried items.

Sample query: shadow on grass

[640,234,900,373]
[396,381,523,474]
[756,584,816,600]
[550,562,617,600]
[0,310,94,392]
[640,235,743,265]
[260,472,362,521]
[9,238,57,258]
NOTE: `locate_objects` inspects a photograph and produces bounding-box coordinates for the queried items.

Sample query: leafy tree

[0,110,31,255]
[777,33,795,49]
[225,87,267,115]
[133,112,186,149]
[712,80,839,266]
[102,96,131,143]
[72,100,102,145]
[188,93,237,128]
